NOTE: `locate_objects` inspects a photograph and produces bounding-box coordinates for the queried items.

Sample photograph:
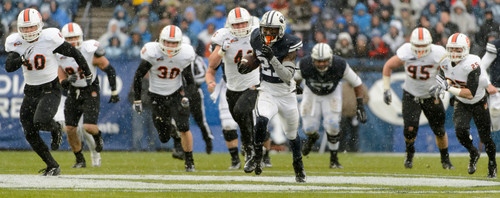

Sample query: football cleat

[172,140,185,160]
[302,133,319,156]
[293,157,306,183]
[468,149,480,174]
[441,158,455,170]
[229,159,241,170]
[205,139,213,154]
[185,161,195,172]
[404,157,413,169]
[71,161,86,168]
[263,155,272,168]
[244,155,256,173]
[330,161,344,169]
[51,122,63,151]
[93,132,104,152]
[39,166,61,176]
[487,161,497,179]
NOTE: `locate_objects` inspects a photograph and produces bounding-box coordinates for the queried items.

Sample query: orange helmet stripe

[169,25,175,38]
[418,28,423,40]
[451,33,460,43]
[68,23,74,32]
[24,9,30,22]
[235,7,241,18]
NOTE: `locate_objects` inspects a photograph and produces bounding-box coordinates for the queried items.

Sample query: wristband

[383,75,391,90]
[448,87,461,96]
[111,90,118,95]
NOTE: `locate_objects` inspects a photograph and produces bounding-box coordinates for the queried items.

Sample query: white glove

[436,74,450,91]
[133,100,142,114]
[429,85,444,99]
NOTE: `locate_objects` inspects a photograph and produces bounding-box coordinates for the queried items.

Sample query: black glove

[449,96,455,106]
[356,97,367,123]
[383,90,391,105]
[295,84,303,95]
[260,45,274,60]
[109,93,120,103]
[85,74,93,86]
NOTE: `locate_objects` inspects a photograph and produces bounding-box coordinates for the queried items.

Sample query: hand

[207,81,216,93]
[85,74,93,86]
[221,38,236,52]
[68,74,78,83]
[295,85,303,95]
[429,84,444,99]
[23,45,34,61]
[181,97,189,108]
[260,45,274,60]
[109,90,120,103]
[383,90,392,105]
[133,100,142,114]
[356,98,367,123]
[436,74,450,91]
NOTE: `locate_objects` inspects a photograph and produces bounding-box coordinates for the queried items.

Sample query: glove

[383,90,392,105]
[436,74,450,91]
[429,84,444,99]
[133,100,142,114]
[22,45,34,65]
[109,90,120,103]
[356,98,367,123]
[295,84,303,95]
[68,74,78,83]
[260,45,274,60]
[181,97,189,108]
[221,38,236,52]
[85,74,93,86]
[449,96,455,106]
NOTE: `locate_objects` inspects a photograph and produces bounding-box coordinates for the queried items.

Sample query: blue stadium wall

[1,57,500,152]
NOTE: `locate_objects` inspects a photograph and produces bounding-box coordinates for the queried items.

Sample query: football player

[132,25,197,172]
[295,43,367,169]
[382,27,454,170]
[206,7,261,173]
[434,33,497,178]
[248,10,305,182]
[480,38,500,132]
[57,22,119,168]
[4,9,93,176]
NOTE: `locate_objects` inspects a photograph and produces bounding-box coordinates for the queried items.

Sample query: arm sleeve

[53,42,92,76]
[467,68,481,97]
[5,52,23,72]
[182,65,195,86]
[133,60,152,101]
[94,46,106,57]
[102,64,117,91]
[343,64,362,87]
[481,50,496,71]
[269,57,294,82]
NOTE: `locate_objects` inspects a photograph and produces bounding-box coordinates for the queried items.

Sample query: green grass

[0,151,500,197]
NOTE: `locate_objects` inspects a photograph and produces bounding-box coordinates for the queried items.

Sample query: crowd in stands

[1,0,500,61]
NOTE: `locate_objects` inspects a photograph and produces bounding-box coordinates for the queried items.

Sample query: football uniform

[250,28,302,140]
[483,40,500,131]
[57,40,101,126]
[295,55,361,142]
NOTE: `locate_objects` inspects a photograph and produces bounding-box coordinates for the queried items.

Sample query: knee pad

[327,134,340,144]
[455,128,472,145]
[223,129,238,142]
[158,124,174,143]
[404,125,418,140]
[432,127,446,138]
[254,116,269,144]
[324,120,340,136]
[303,125,319,136]
[221,119,238,131]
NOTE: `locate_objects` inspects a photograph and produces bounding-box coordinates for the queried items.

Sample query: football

[238,53,260,74]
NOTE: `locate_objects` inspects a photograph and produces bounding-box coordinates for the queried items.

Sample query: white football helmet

[17,8,44,42]
[409,27,432,58]
[446,33,470,62]
[259,10,286,46]
[61,23,84,48]
[227,7,252,38]
[159,25,183,57]
[311,43,333,72]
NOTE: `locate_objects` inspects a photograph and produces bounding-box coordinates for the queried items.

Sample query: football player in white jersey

[132,25,197,172]
[4,9,93,176]
[382,27,454,170]
[56,22,119,168]
[295,43,367,169]
[206,7,262,172]
[248,10,305,182]
[434,33,497,178]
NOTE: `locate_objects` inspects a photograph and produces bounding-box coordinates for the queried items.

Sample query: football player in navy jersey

[295,43,367,169]
[4,9,92,176]
[481,38,500,132]
[246,10,305,182]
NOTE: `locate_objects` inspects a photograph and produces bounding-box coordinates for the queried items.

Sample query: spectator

[435,0,450,12]
[1,0,18,29]
[289,0,312,50]
[398,5,415,37]
[197,22,216,57]
[355,34,369,58]
[150,16,171,42]
[204,5,226,30]
[382,20,404,56]
[370,15,386,37]
[367,31,389,59]
[125,30,144,59]
[310,1,323,28]
[343,8,354,25]
[336,18,348,32]
[98,19,129,48]
[270,0,289,17]
[321,13,339,47]
[112,5,132,33]
[474,0,490,26]
[492,0,500,23]
[313,29,328,45]
[183,6,203,48]
[333,32,355,58]
[133,21,151,43]
[450,0,477,36]
[476,8,499,52]
[40,4,60,28]
[201,0,224,21]
[347,23,360,48]
[440,11,459,36]
[104,36,124,59]
[376,0,394,16]
[48,0,70,28]
[353,2,372,36]
[433,22,447,46]
[246,0,268,17]
[421,1,441,27]
[158,0,181,26]
[379,7,393,33]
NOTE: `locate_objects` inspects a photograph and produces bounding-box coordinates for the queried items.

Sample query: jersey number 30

[157,66,181,79]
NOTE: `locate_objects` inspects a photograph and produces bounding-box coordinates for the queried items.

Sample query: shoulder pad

[250,28,262,50]
[282,34,302,52]
[396,43,412,60]
[39,28,65,46]
[486,40,500,54]
[81,40,100,54]
[4,34,23,52]
[181,43,196,62]
[430,44,446,62]
[461,55,481,72]
[140,42,161,61]
[211,28,231,45]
